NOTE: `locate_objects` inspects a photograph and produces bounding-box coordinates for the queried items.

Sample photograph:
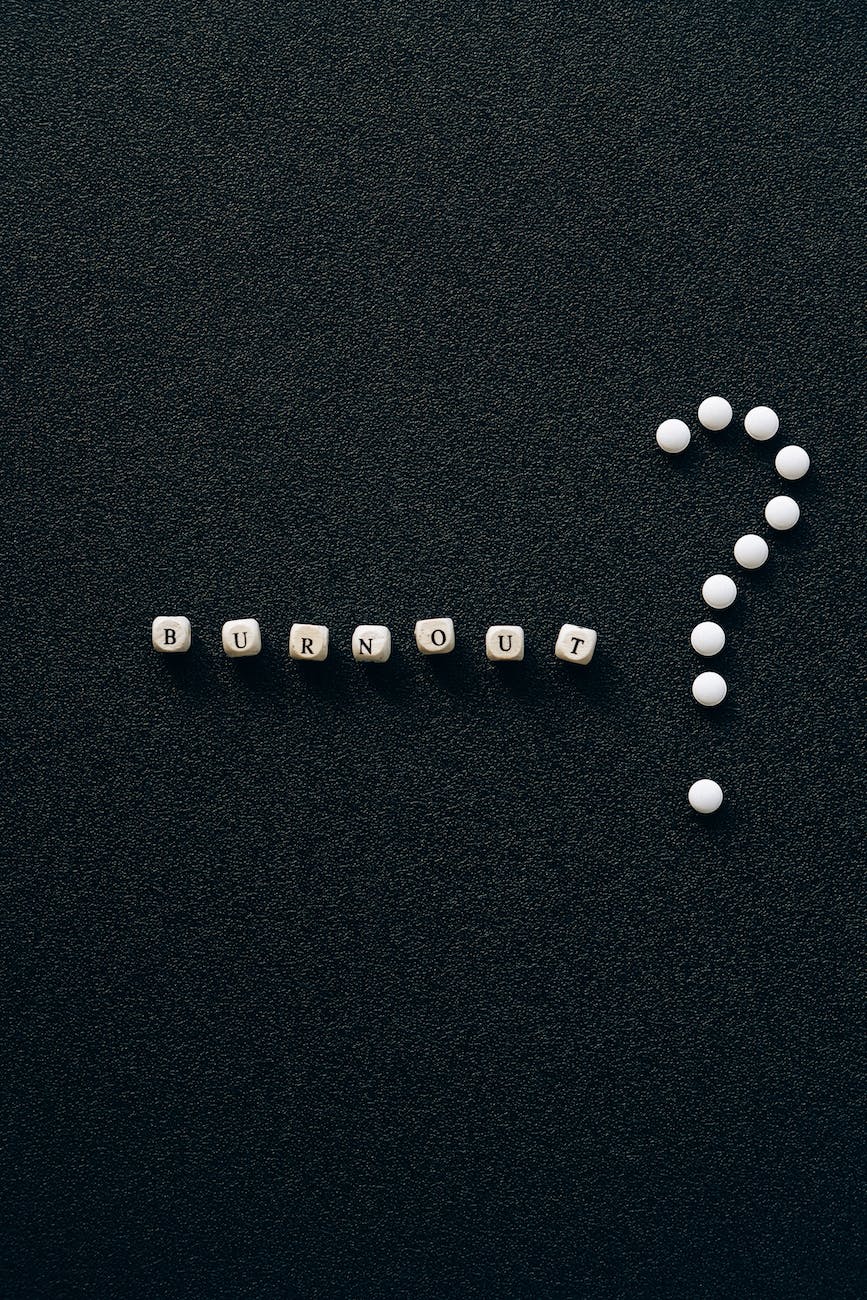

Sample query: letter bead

[352,625,391,663]
[554,623,597,665]
[485,625,524,662]
[415,617,455,655]
[289,623,329,661]
[221,618,262,657]
[152,616,191,653]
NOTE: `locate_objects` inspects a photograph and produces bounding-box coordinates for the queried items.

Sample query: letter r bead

[289,623,329,662]
[152,616,191,653]
[555,623,597,665]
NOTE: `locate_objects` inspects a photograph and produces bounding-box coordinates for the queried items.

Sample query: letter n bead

[352,625,391,663]
[288,623,329,662]
[415,617,455,655]
[555,624,597,665]
[221,618,262,658]
[152,616,191,653]
[485,625,524,662]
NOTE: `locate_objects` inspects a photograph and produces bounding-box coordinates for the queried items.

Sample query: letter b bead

[152,616,191,653]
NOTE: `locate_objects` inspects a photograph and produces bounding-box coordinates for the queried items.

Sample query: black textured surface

[3,3,866,1297]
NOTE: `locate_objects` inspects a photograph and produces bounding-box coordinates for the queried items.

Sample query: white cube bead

[733,533,769,569]
[690,621,725,656]
[764,495,800,530]
[688,779,724,814]
[656,418,691,453]
[744,406,779,440]
[352,625,391,662]
[692,671,727,707]
[554,624,597,664]
[222,618,262,657]
[152,616,191,653]
[697,395,732,430]
[486,625,524,662]
[702,574,737,609]
[775,445,810,481]
[289,623,329,661]
[415,617,455,655]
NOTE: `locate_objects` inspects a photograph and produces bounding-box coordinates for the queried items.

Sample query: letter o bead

[415,617,455,655]
[289,623,329,661]
[486,625,524,662]
[222,618,262,657]
[555,623,597,665]
[352,625,391,663]
[152,616,191,653]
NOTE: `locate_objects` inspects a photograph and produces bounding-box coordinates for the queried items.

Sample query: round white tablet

[692,671,727,707]
[764,495,800,530]
[775,445,810,480]
[733,533,769,569]
[697,396,733,430]
[744,405,779,440]
[690,621,726,656]
[702,574,737,609]
[656,418,691,453]
[688,779,724,814]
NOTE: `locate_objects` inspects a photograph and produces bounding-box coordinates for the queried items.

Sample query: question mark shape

[656,396,811,814]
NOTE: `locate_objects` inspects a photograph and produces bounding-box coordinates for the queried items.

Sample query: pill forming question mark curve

[655,396,810,814]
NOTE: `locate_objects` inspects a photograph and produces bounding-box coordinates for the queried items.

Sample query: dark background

[3,3,865,1297]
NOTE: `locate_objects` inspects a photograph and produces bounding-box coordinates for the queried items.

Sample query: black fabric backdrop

[3,3,865,1297]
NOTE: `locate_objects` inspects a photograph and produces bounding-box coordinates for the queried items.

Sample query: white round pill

[775,445,810,480]
[764,495,800,530]
[656,418,691,453]
[697,396,733,430]
[688,778,724,814]
[733,533,769,569]
[744,405,779,440]
[692,671,727,707]
[702,574,737,609]
[691,621,726,656]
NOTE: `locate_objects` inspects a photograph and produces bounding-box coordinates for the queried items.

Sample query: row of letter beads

[152,618,598,665]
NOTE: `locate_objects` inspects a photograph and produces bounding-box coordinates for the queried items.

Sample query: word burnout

[151,617,598,666]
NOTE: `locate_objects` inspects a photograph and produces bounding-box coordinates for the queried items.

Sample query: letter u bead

[485,625,524,662]
[221,618,262,657]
